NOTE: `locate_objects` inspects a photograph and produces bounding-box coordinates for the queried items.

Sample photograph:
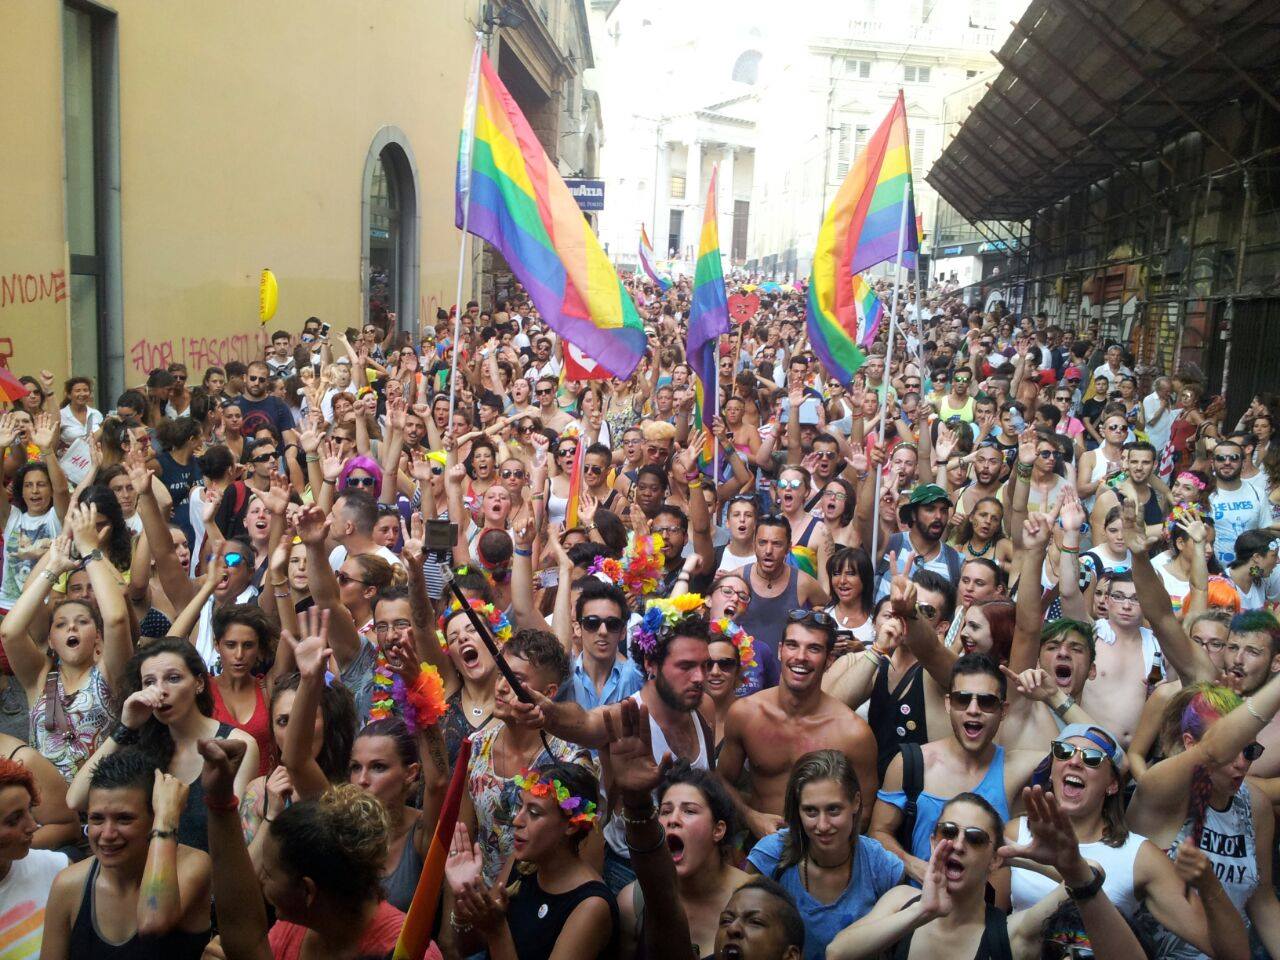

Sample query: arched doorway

[361,128,420,333]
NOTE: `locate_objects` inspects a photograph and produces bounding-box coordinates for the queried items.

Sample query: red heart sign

[728,293,761,325]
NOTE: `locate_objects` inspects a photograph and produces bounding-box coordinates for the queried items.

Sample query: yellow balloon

[259,269,278,324]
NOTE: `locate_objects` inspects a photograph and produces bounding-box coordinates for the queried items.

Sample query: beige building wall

[0,0,478,393]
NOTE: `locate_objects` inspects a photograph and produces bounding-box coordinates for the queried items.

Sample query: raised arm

[136,772,211,937]
[295,505,363,668]
[278,608,334,801]
[131,459,198,610]
[892,573,957,690]
[0,533,76,693]
[399,513,459,688]
[1124,499,1216,685]
[66,503,134,692]
[198,738,273,960]
[32,413,71,520]
[1009,510,1054,674]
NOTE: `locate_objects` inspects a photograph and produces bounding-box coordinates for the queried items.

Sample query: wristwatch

[1065,865,1106,900]
[1052,695,1076,719]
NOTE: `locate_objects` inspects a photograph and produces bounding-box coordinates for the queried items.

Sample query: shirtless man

[738,517,827,670]
[954,441,1005,516]
[717,611,878,838]
[870,641,1042,883]
[1218,611,1280,777]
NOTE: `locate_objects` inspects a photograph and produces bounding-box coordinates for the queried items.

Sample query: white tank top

[1009,817,1147,919]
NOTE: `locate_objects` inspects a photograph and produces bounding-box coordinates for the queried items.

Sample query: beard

[655,670,694,712]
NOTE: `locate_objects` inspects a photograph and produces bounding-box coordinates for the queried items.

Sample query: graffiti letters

[128,331,271,375]
[0,270,67,309]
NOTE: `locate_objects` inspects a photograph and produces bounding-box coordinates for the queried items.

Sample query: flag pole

[449,35,484,427]
[712,351,721,486]
[870,194,912,564]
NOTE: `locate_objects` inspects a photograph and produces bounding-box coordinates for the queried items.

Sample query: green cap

[907,483,952,507]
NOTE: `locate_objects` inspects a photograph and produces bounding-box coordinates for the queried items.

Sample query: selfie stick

[442,571,533,704]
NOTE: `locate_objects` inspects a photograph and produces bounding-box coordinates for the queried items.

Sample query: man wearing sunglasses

[1208,438,1271,567]
[569,580,643,710]
[937,368,975,424]
[533,374,573,433]
[237,360,299,447]
[718,609,878,840]
[870,652,1043,884]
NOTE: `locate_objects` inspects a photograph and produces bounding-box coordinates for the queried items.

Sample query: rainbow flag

[853,274,884,348]
[688,167,730,476]
[638,224,671,292]
[392,737,471,960]
[807,91,918,385]
[457,48,647,379]
[565,435,585,528]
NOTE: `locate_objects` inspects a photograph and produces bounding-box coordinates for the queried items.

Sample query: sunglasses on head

[934,821,992,846]
[1051,741,1110,768]
[787,609,835,629]
[223,552,245,569]
[950,690,1002,712]
[580,614,625,634]
[346,476,378,488]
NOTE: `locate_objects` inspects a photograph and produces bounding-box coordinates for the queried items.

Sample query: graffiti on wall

[128,331,272,376]
[1,270,67,310]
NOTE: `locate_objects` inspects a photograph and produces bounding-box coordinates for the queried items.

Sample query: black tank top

[175,721,234,851]
[869,660,929,778]
[890,899,1011,960]
[70,859,209,959]
[738,563,800,657]
[505,869,618,960]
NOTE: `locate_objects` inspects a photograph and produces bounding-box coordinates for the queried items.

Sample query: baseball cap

[1055,723,1127,774]
[335,356,352,366]
[907,484,952,507]
[1063,366,1082,380]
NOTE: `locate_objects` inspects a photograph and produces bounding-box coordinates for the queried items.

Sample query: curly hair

[0,758,38,806]
[270,783,389,902]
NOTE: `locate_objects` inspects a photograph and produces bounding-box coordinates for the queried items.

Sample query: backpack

[878,532,963,585]
[895,741,925,850]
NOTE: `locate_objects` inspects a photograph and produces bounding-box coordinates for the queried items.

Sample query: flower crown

[633,594,705,657]
[513,768,598,827]
[436,597,512,650]
[587,532,666,602]
[710,617,757,668]
[371,657,448,732]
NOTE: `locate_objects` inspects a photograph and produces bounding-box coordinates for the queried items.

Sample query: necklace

[966,538,993,558]
[801,846,854,893]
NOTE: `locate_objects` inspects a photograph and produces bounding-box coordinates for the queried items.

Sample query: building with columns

[587,0,771,277]
[746,0,1026,279]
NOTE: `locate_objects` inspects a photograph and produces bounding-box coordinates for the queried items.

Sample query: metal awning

[927,0,1280,221]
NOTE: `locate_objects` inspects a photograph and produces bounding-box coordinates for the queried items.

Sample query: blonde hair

[642,420,677,442]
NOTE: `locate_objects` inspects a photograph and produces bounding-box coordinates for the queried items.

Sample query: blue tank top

[876,745,1009,864]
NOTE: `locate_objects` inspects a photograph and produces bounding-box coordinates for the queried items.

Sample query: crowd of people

[0,273,1277,960]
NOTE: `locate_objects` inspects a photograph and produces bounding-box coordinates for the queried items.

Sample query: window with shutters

[903,65,931,83]
[670,174,686,200]
[836,123,852,180]
[911,128,925,182]
[844,58,871,78]
[855,125,870,158]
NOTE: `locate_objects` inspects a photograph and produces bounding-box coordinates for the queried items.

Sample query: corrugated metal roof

[926,0,1280,220]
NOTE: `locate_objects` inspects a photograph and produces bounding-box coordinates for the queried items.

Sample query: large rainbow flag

[807,91,917,385]
[688,167,730,476]
[457,48,647,379]
[638,225,671,292]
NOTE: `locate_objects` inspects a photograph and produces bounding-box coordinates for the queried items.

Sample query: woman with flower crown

[446,759,617,960]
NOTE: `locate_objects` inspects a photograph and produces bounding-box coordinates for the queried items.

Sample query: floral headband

[1176,471,1207,491]
[513,768,598,827]
[710,617,757,668]
[436,597,512,649]
[633,594,705,657]
[586,532,666,602]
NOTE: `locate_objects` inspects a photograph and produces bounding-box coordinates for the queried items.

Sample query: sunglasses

[1051,741,1109,768]
[934,821,992,846]
[814,450,839,460]
[518,423,535,433]
[1036,450,1060,460]
[707,657,738,672]
[376,503,400,516]
[345,476,378,488]
[1105,423,1127,431]
[916,602,938,621]
[1214,454,1241,463]
[583,464,604,475]
[500,468,526,479]
[1244,741,1266,762]
[250,452,276,464]
[535,388,554,396]
[559,447,578,458]
[949,690,1002,712]
[335,570,370,587]
[246,374,267,384]
[580,614,625,634]
[787,609,836,628]
[172,374,187,382]
[776,478,805,490]
[223,551,246,569]
[430,465,444,475]
[953,376,971,384]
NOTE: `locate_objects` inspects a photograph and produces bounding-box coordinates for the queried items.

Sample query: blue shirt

[571,654,644,710]
[876,745,1009,865]
[747,830,904,960]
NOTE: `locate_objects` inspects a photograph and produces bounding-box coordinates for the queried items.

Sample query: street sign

[565,178,605,212]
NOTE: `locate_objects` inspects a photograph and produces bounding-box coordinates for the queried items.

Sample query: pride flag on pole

[852,274,884,348]
[457,50,647,378]
[638,224,671,292]
[564,434,585,528]
[688,166,730,475]
[806,91,918,384]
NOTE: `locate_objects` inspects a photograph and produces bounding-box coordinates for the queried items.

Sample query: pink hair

[338,455,384,491]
